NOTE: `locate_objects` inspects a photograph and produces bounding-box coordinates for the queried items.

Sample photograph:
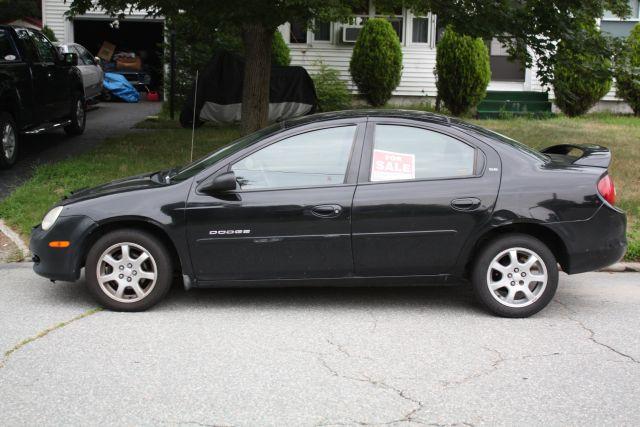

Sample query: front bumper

[548,204,627,274]
[30,215,98,282]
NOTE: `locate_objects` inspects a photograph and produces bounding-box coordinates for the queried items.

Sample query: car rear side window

[0,29,18,61]
[370,124,476,182]
[232,126,357,190]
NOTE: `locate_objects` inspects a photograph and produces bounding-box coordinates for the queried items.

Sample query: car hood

[61,172,164,205]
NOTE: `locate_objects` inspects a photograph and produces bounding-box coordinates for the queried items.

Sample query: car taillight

[597,174,616,206]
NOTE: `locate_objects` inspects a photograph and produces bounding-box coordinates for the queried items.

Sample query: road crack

[555,300,639,364]
[0,307,103,369]
[317,339,426,425]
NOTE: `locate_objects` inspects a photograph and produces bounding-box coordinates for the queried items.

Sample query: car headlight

[42,206,64,231]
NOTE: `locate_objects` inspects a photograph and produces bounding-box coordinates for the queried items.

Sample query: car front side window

[370,124,476,182]
[28,30,56,63]
[231,126,357,191]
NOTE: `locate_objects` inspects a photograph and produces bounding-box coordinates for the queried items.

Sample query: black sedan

[30,110,627,317]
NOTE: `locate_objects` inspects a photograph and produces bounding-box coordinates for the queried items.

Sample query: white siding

[42,0,70,42]
[290,45,437,98]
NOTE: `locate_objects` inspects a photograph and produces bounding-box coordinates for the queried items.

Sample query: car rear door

[186,120,366,282]
[351,118,501,277]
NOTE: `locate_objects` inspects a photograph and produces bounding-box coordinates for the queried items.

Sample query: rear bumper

[30,215,98,282]
[548,205,627,274]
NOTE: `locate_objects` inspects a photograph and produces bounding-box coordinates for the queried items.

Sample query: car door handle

[451,197,481,211]
[311,204,342,218]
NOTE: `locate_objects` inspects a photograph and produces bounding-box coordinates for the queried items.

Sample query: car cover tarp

[103,72,140,103]
[180,51,317,127]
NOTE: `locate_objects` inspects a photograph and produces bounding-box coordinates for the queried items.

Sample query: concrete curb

[0,220,29,261]
[599,262,640,273]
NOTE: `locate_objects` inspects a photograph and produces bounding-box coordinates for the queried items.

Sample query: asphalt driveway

[0,101,160,199]
[0,265,638,425]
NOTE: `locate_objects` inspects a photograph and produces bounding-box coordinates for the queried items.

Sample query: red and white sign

[371,149,415,182]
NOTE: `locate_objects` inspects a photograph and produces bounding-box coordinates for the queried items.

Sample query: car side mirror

[94,56,101,65]
[63,52,78,66]
[200,171,237,194]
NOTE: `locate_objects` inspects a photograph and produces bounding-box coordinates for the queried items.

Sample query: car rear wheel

[64,92,86,136]
[85,229,173,311]
[0,113,18,169]
[471,233,558,318]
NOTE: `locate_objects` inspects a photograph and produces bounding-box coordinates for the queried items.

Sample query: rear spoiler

[540,144,611,168]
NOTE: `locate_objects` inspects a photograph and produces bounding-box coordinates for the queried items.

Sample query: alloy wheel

[486,247,548,308]
[96,242,157,303]
[2,123,16,160]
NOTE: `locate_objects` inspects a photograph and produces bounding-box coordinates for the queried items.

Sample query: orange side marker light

[49,241,70,248]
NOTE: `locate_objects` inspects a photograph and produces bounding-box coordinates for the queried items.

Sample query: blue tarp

[103,72,140,103]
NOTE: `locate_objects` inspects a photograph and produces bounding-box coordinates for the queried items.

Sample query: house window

[375,6,404,41]
[314,21,331,41]
[289,22,307,44]
[601,0,640,38]
[487,38,525,82]
[412,17,429,43]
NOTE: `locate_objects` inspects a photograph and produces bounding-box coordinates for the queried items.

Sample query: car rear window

[454,120,549,162]
[0,29,19,62]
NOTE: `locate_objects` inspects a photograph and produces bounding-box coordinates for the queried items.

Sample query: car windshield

[170,122,284,182]
[454,120,549,162]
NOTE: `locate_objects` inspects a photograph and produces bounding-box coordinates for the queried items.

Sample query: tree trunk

[241,23,273,135]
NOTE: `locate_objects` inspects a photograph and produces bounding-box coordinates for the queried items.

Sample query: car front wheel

[0,112,19,168]
[471,233,558,318]
[85,229,173,311]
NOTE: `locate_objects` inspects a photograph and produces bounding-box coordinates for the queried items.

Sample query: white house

[41,0,640,112]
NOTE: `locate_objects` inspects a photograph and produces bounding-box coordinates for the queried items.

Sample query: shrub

[552,27,612,117]
[349,18,402,106]
[42,26,58,42]
[614,24,640,115]
[271,31,291,66]
[312,62,352,112]
[435,26,490,116]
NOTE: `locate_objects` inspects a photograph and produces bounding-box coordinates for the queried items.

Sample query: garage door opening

[73,19,164,91]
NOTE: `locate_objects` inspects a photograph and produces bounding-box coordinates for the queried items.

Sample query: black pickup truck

[0,25,85,168]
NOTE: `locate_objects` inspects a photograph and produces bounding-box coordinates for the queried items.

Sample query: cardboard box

[97,41,116,61]
[116,56,142,71]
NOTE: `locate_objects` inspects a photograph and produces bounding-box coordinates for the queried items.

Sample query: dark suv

[0,25,85,168]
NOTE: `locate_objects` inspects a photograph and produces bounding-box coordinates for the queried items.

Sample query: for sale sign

[371,149,416,182]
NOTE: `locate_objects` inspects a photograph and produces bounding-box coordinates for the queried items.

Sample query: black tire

[0,112,19,169]
[471,233,559,318]
[64,92,86,136]
[85,229,173,311]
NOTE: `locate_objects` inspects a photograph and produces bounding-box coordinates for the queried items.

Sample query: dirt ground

[0,232,22,263]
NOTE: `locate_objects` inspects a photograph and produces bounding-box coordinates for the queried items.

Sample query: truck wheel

[64,92,86,136]
[0,112,19,169]
[471,233,558,318]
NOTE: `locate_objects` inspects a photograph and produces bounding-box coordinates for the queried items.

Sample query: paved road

[0,265,638,426]
[0,102,160,199]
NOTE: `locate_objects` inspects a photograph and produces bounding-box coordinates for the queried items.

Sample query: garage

[72,18,164,91]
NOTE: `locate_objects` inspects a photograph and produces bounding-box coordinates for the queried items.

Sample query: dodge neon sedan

[30,110,627,317]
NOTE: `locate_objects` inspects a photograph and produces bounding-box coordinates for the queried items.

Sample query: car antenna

[190,70,199,163]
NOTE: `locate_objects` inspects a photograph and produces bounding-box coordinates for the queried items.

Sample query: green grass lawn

[0,113,638,260]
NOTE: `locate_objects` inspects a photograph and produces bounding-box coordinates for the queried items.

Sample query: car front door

[13,28,50,123]
[73,45,101,99]
[351,119,501,277]
[186,121,365,282]
[21,29,66,120]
